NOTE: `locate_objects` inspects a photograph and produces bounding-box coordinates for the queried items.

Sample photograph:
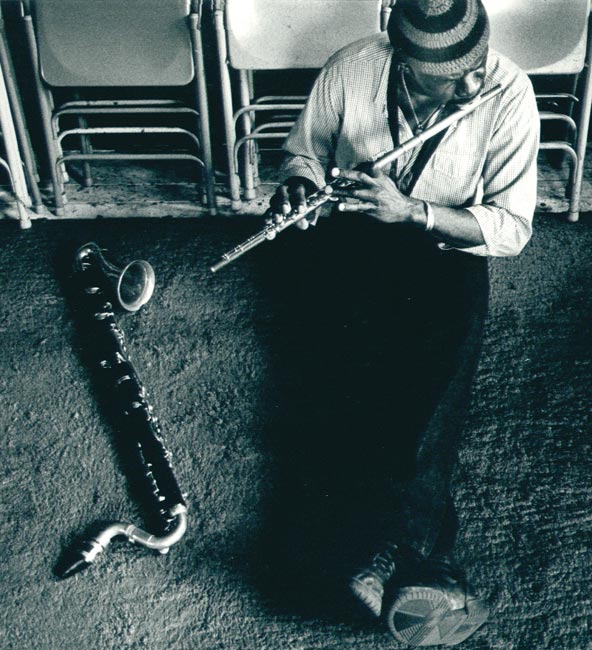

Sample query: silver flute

[211,84,503,273]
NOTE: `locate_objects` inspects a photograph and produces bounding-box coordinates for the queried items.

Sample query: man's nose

[456,73,483,98]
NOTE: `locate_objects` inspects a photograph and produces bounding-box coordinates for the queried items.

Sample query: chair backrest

[482,0,591,74]
[225,0,384,70]
[34,0,195,87]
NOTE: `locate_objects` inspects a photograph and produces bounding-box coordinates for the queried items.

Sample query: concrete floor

[0,208,590,650]
[0,146,591,650]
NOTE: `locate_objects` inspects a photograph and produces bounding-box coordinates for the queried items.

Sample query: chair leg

[48,94,68,185]
[238,71,257,201]
[0,64,31,228]
[78,118,93,187]
[568,38,592,222]
[23,15,65,215]
[0,16,43,214]
[214,2,241,210]
[72,93,93,187]
[189,9,217,216]
[247,70,254,101]
[245,71,261,191]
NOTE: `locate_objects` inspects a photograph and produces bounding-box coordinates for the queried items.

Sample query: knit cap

[387,0,490,75]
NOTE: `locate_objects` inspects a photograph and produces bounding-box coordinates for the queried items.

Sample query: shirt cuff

[437,241,490,256]
[280,159,327,191]
[466,204,532,257]
[436,205,491,257]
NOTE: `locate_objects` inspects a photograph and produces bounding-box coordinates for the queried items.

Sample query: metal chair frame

[533,29,592,222]
[214,0,391,210]
[0,13,42,227]
[0,36,34,228]
[481,0,592,222]
[20,0,217,216]
[218,0,591,220]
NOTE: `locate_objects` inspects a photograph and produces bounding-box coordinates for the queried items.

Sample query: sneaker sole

[384,586,489,647]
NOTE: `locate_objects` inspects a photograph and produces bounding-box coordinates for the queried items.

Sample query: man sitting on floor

[268,0,538,645]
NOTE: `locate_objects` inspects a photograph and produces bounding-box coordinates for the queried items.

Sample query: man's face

[405,51,488,106]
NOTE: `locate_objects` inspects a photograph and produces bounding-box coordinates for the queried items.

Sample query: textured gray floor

[0,209,590,650]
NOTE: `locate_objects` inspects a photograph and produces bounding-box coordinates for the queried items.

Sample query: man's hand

[333,167,425,226]
[268,176,320,230]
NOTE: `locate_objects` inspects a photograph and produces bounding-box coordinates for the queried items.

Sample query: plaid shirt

[281,33,540,257]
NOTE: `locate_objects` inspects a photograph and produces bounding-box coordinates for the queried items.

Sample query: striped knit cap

[387,0,490,75]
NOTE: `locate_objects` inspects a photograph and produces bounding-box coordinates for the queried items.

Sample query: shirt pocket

[431,150,476,179]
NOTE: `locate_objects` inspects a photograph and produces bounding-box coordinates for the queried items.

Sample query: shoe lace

[370,544,399,581]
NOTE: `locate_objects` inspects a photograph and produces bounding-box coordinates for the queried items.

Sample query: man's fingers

[269,184,291,216]
[337,201,376,212]
[295,217,310,230]
[368,165,385,179]
[333,188,378,203]
[291,184,308,214]
[332,167,376,186]
[279,185,291,216]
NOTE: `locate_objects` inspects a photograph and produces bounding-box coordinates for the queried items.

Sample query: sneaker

[383,559,489,646]
[349,544,402,617]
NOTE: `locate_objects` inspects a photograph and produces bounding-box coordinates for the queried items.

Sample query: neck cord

[400,66,444,134]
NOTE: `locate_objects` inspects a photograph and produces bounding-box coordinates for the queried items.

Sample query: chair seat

[22,0,216,216]
[483,0,590,74]
[36,0,194,87]
[226,0,382,70]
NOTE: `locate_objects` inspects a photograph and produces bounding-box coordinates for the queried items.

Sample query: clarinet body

[56,243,187,579]
[210,84,503,273]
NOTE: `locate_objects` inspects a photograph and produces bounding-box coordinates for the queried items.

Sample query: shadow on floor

[241,217,480,622]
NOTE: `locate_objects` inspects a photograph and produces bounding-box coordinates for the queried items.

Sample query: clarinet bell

[74,242,155,312]
[116,258,155,312]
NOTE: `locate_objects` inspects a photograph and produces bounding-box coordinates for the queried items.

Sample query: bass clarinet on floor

[56,243,188,579]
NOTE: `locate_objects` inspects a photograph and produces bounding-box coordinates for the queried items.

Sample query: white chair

[214,0,391,209]
[0,70,33,228]
[0,14,42,224]
[21,0,217,216]
[483,0,592,222]
[0,24,34,229]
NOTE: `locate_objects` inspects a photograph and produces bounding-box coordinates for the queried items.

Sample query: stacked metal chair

[0,12,43,229]
[3,0,590,222]
[213,0,392,209]
[20,0,217,216]
[214,0,591,221]
[483,0,592,222]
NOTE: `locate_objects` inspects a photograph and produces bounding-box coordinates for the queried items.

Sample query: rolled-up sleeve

[280,61,343,189]
[464,80,540,257]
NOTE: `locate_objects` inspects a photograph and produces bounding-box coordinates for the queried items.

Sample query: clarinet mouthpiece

[54,538,104,579]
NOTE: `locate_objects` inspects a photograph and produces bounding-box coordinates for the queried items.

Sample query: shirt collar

[373,51,394,105]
